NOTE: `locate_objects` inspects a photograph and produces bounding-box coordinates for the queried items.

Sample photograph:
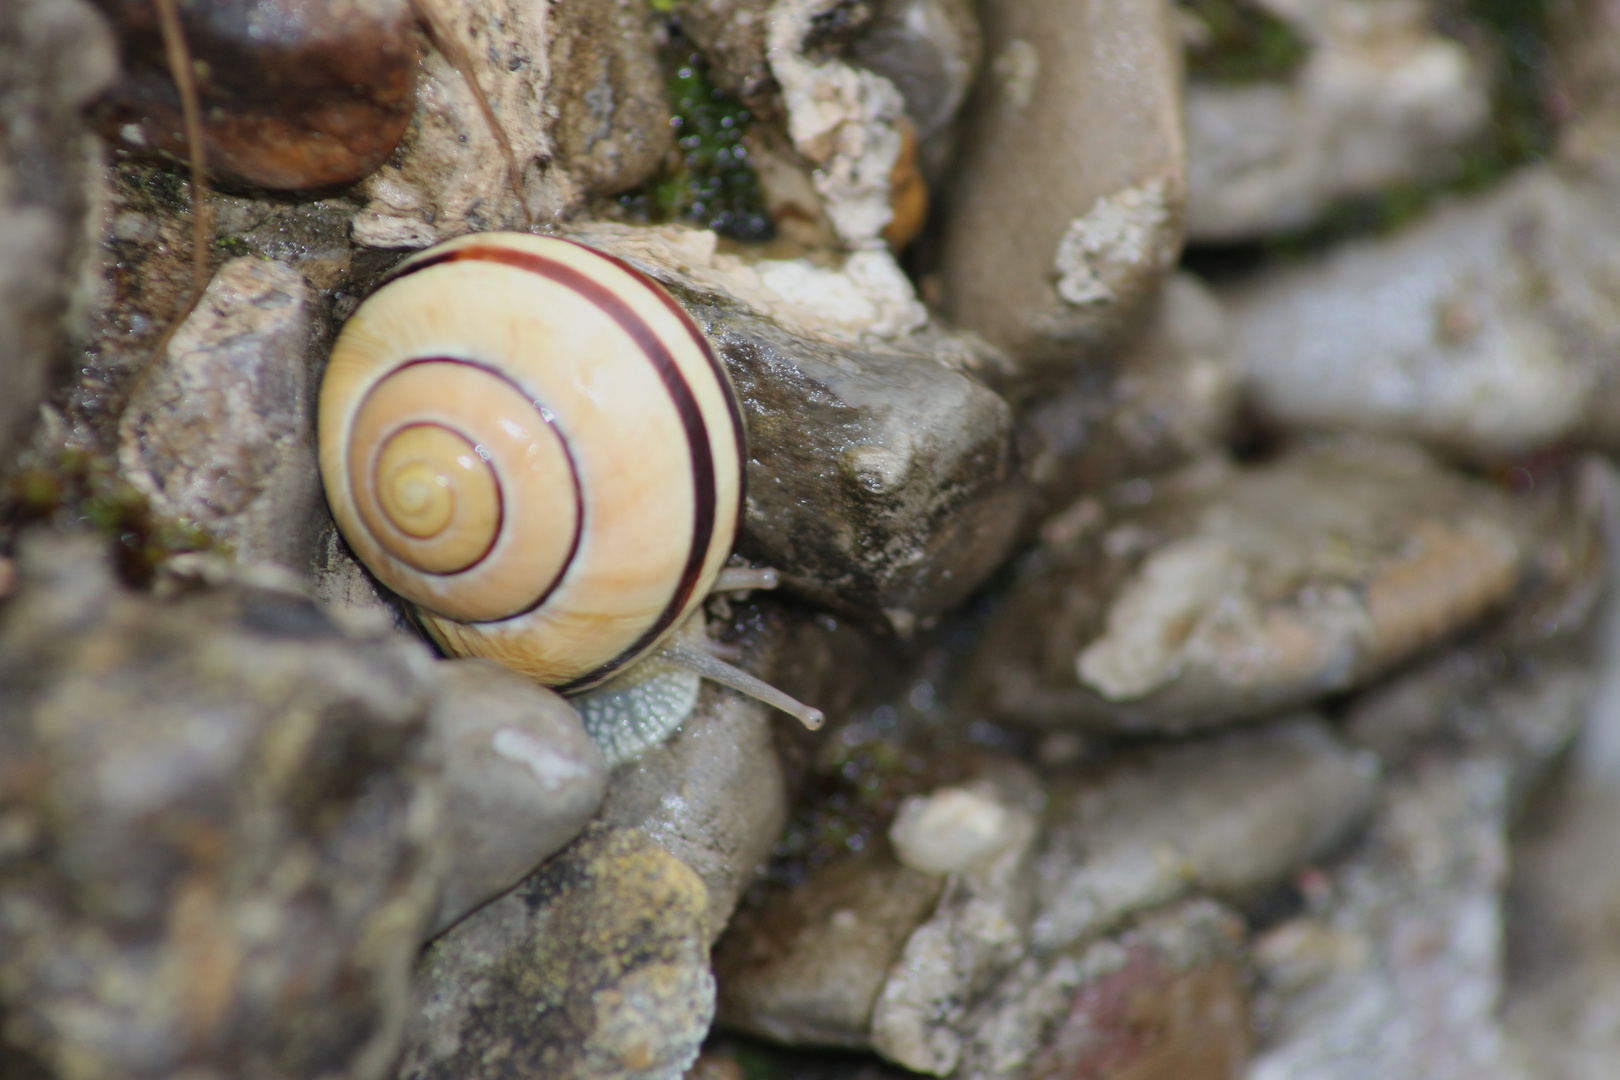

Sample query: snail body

[320,232,819,761]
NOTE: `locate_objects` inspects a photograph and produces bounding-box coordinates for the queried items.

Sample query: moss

[213,234,252,256]
[1180,0,1310,84]
[2,449,220,587]
[618,45,773,242]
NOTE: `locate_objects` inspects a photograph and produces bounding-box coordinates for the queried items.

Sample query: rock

[1018,272,1240,520]
[938,0,1185,379]
[968,440,1534,733]
[0,531,443,1080]
[1183,0,1490,241]
[712,846,947,1047]
[89,0,417,190]
[851,0,983,178]
[426,659,606,937]
[953,899,1251,1080]
[1248,754,1522,1080]
[1550,0,1620,182]
[353,0,671,248]
[0,0,116,461]
[568,223,1024,621]
[597,684,788,943]
[117,256,324,569]
[1031,718,1379,955]
[401,824,714,1080]
[870,768,1044,1074]
[307,519,414,636]
[1227,167,1620,459]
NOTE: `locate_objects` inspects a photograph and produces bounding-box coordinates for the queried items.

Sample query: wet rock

[401,824,714,1080]
[569,223,1023,621]
[427,659,606,937]
[1032,718,1379,954]
[353,0,671,248]
[598,685,787,943]
[0,531,443,1080]
[969,440,1533,733]
[1248,754,1521,1080]
[0,0,116,460]
[954,899,1251,1080]
[1227,168,1620,459]
[870,768,1044,1074]
[90,0,417,190]
[117,256,323,569]
[1184,0,1490,241]
[712,846,947,1047]
[939,0,1185,379]
[851,0,983,179]
[1019,272,1240,520]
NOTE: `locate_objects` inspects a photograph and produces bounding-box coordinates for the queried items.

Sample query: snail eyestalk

[713,567,780,592]
[659,638,825,731]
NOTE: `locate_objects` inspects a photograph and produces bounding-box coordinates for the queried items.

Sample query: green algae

[1180,0,1310,84]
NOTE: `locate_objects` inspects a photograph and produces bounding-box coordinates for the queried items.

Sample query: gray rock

[0,531,443,1080]
[712,846,946,1047]
[1033,718,1380,954]
[852,0,982,178]
[1227,167,1620,458]
[968,440,1534,733]
[1184,0,1490,241]
[938,0,1185,379]
[401,824,714,1080]
[1549,0,1620,183]
[427,659,606,937]
[0,0,116,460]
[954,899,1251,1080]
[1248,755,1524,1080]
[117,257,323,569]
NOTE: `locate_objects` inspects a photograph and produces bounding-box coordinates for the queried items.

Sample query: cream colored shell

[319,232,744,692]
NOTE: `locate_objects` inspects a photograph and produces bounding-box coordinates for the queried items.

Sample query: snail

[319,231,823,765]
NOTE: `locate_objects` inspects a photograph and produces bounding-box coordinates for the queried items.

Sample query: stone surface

[969,440,1535,733]
[0,531,443,1080]
[1549,0,1620,182]
[117,256,323,569]
[427,659,606,937]
[1227,167,1620,458]
[938,0,1185,378]
[851,0,982,178]
[568,223,1024,621]
[953,900,1251,1080]
[1031,718,1379,955]
[1247,754,1524,1080]
[0,0,116,461]
[400,824,714,1080]
[712,846,946,1047]
[353,0,670,248]
[1184,0,1490,241]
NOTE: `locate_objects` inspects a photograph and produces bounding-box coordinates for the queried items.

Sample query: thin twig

[151,0,213,359]
[411,0,533,224]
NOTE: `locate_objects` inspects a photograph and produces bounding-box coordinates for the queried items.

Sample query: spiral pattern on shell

[318,232,745,692]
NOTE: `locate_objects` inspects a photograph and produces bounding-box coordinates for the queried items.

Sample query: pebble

[969,439,1532,733]
[888,785,1017,876]
[117,257,324,570]
[1032,718,1379,954]
[953,900,1251,1080]
[426,659,606,937]
[1552,0,1620,182]
[938,0,1185,378]
[850,0,982,178]
[1227,167,1620,458]
[1184,0,1490,241]
[400,824,714,1080]
[0,0,115,457]
[0,531,443,1080]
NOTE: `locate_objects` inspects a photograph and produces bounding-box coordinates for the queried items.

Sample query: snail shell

[318,232,745,693]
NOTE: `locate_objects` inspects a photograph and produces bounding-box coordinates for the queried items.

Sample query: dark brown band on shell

[385,246,723,690]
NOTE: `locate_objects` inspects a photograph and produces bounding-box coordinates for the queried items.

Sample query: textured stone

[0,0,116,461]
[401,824,714,1080]
[427,659,606,937]
[938,0,1185,379]
[0,531,443,1080]
[1031,718,1379,955]
[852,0,982,177]
[954,900,1251,1080]
[1184,0,1490,241]
[969,440,1534,733]
[1551,0,1620,181]
[1227,168,1620,458]
[117,257,323,569]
